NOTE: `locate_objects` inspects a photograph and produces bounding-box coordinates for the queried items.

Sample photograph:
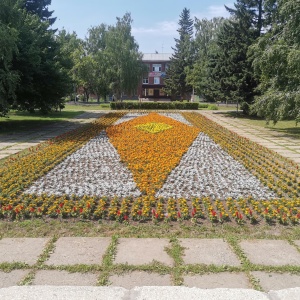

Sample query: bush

[110,102,198,110]
[240,102,250,115]
[198,103,209,109]
[207,104,218,110]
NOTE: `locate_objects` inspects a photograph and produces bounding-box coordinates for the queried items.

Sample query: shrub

[110,102,198,110]
[198,103,209,109]
[208,104,218,110]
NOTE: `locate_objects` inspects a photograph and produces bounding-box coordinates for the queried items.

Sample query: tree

[85,24,111,102]
[105,13,146,100]
[164,8,194,100]
[0,0,21,115]
[24,0,56,26]
[56,29,83,101]
[251,0,300,123]
[206,0,264,110]
[186,17,225,101]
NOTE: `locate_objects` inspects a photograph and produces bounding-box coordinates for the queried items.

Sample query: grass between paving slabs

[1,232,299,289]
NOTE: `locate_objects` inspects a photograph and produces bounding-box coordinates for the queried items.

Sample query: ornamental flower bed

[0,112,299,225]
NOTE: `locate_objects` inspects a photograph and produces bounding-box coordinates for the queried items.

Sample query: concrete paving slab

[269,288,300,300]
[0,286,127,300]
[46,237,111,266]
[134,287,270,300]
[179,239,241,266]
[0,286,291,300]
[109,271,172,288]
[0,270,31,288]
[0,143,14,148]
[0,149,20,154]
[0,238,49,265]
[33,270,98,286]
[294,240,300,248]
[114,238,173,266]
[184,272,250,289]
[239,240,300,266]
[251,271,300,292]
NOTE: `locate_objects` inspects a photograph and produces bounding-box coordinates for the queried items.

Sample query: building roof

[142,53,172,62]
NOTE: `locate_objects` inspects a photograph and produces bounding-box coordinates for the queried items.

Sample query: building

[137,53,172,100]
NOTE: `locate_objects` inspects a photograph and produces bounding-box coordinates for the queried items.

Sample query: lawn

[222,111,300,140]
[0,104,112,134]
[0,109,84,134]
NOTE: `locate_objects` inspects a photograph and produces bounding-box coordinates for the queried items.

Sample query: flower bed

[0,112,299,225]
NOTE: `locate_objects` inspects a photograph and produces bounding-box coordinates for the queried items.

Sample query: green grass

[0,109,84,134]
[219,111,300,140]
[64,103,111,111]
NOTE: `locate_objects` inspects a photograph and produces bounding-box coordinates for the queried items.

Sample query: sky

[49,0,234,54]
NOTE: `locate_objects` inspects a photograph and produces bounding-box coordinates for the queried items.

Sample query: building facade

[137,53,172,100]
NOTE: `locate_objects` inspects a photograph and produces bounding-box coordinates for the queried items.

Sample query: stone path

[0,111,106,160]
[198,111,300,165]
[0,237,299,294]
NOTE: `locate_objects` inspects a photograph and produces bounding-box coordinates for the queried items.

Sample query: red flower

[124,215,128,220]
[191,208,197,217]
[59,203,64,208]
[117,210,121,216]
[177,211,181,218]
[137,210,142,216]
[29,207,35,213]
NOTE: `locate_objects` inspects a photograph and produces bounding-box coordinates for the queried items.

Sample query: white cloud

[193,3,233,20]
[132,20,177,37]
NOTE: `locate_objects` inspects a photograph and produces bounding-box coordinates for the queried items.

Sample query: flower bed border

[0,112,299,225]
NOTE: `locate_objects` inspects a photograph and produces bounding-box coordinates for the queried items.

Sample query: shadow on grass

[217,112,300,140]
[0,110,85,134]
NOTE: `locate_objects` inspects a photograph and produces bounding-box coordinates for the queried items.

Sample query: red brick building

[137,53,172,100]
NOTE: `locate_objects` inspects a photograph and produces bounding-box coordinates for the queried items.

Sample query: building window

[152,64,162,72]
[154,77,160,84]
[143,77,149,84]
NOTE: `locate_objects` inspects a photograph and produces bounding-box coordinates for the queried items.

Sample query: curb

[0,286,299,300]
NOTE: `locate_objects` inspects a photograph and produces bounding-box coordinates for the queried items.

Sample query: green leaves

[164,8,194,99]
[251,0,300,123]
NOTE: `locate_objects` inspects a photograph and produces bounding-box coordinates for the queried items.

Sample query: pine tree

[24,0,56,26]
[164,8,194,100]
[209,0,264,111]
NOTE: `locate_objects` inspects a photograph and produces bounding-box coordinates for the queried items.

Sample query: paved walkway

[0,111,106,160]
[199,110,300,165]
[0,237,299,299]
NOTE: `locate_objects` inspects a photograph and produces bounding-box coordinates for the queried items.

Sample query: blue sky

[49,0,234,54]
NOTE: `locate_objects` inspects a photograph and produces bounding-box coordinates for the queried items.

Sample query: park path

[198,110,300,165]
[0,111,106,160]
[0,237,299,299]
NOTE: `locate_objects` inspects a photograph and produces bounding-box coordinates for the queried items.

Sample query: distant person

[112,95,115,101]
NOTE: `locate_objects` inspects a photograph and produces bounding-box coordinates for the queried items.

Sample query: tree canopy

[164,8,195,99]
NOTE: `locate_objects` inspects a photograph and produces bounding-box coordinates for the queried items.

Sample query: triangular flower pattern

[106,113,200,195]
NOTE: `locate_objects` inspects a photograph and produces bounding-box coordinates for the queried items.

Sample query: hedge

[110,102,199,110]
